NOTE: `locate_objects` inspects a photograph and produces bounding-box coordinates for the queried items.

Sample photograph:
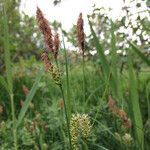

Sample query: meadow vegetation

[0,0,150,149]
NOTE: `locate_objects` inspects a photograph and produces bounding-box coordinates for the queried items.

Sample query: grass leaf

[88,19,110,78]
[16,69,43,128]
[129,42,150,66]
[62,35,71,118]
[127,49,144,149]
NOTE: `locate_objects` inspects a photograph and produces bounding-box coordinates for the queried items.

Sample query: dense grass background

[0,0,150,150]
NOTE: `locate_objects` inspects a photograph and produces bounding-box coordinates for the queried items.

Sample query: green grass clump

[0,3,150,150]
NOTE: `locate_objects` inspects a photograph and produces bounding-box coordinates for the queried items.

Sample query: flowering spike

[53,33,60,60]
[36,7,53,53]
[77,13,84,56]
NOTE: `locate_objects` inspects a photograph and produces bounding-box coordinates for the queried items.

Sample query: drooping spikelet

[48,64,61,85]
[53,33,60,60]
[36,7,61,85]
[41,52,61,85]
[36,7,53,53]
[108,96,132,129]
[41,52,51,71]
[70,113,91,149]
[77,13,84,56]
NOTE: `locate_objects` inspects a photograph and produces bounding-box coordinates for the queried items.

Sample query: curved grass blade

[127,49,144,150]
[16,69,43,128]
[88,19,109,78]
[129,42,150,66]
[62,35,71,119]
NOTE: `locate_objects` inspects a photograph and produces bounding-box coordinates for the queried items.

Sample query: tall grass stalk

[82,53,86,105]
[62,36,71,119]
[2,3,18,150]
[59,85,72,149]
[127,48,144,149]
[59,36,72,148]
[110,20,118,98]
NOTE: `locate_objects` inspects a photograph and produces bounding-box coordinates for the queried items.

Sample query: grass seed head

[77,13,84,56]
[53,33,60,60]
[41,52,51,71]
[70,113,92,149]
[36,7,54,53]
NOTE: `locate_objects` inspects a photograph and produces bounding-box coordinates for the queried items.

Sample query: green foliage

[127,49,144,149]
[16,69,43,128]
[0,0,150,149]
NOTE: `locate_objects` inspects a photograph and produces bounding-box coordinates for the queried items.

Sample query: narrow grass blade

[88,20,109,78]
[127,49,144,149]
[146,82,150,119]
[2,4,13,94]
[16,69,43,128]
[110,20,117,76]
[62,35,71,119]
[129,42,150,66]
[110,20,123,101]
[0,75,10,93]
[91,118,116,138]
[110,20,118,98]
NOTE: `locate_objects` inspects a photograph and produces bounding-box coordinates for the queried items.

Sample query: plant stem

[62,35,71,118]
[82,55,86,104]
[64,47,71,119]
[10,93,17,150]
[59,85,72,149]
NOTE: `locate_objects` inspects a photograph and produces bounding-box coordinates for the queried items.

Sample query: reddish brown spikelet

[108,96,118,114]
[108,96,115,108]
[36,7,53,53]
[0,105,3,114]
[124,118,132,129]
[59,99,64,109]
[41,52,51,71]
[108,96,132,129]
[53,33,60,60]
[20,100,24,107]
[118,109,127,120]
[22,85,29,96]
[118,109,132,129]
[77,13,84,55]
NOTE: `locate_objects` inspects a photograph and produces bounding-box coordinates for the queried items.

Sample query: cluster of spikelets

[36,7,91,149]
[36,7,85,86]
[36,7,61,85]
[41,52,61,85]
[115,132,133,146]
[108,96,132,129]
[70,113,92,149]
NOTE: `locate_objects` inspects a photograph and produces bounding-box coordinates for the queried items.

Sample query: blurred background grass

[0,0,150,149]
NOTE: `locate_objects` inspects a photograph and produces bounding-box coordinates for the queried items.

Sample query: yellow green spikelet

[70,113,92,149]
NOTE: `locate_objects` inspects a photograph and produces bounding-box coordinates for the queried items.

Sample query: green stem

[64,48,71,119]
[82,55,86,105]
[59,85,72,149]
[10,93,17,150]
[62,35,71,118]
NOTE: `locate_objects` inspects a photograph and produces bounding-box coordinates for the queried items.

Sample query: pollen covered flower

[70,113,92,149]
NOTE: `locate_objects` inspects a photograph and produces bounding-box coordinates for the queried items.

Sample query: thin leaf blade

[129,42,150,66]
[127,49,144,149]
[16,69,43,128]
